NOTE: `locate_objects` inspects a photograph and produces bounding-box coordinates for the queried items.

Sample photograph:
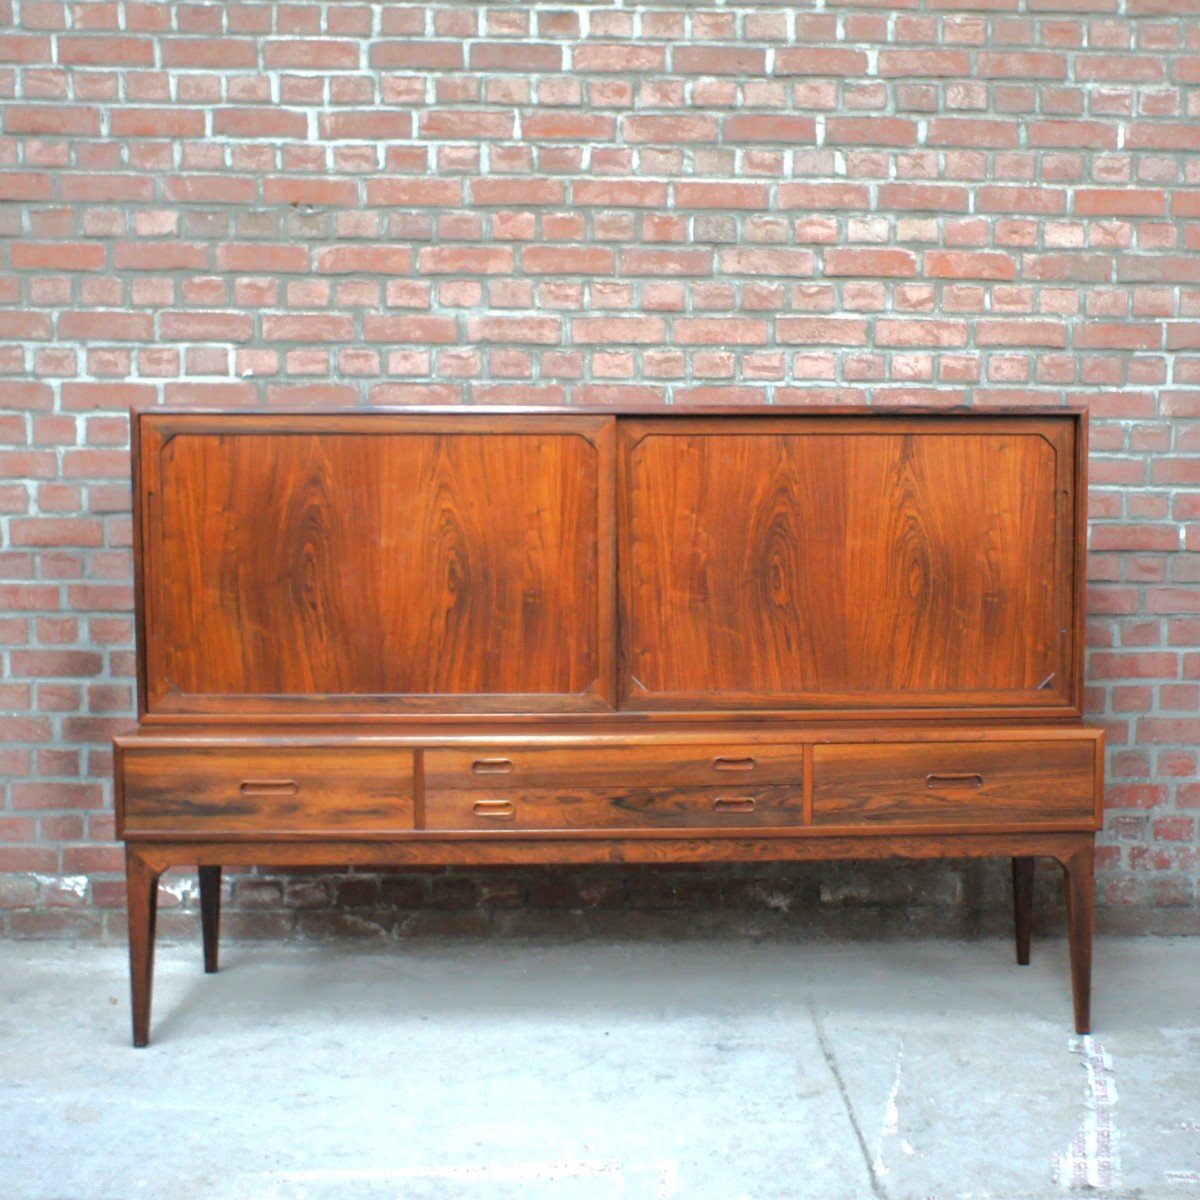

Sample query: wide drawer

[120,747,415,834]
[424,785,806,831]
[812,740,1096,827]
[424,744,805,790]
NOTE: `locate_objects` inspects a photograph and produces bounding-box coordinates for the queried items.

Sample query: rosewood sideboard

[115,406,1103,1046]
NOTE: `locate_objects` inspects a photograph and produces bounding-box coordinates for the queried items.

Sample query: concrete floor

[1,938,1198,1200]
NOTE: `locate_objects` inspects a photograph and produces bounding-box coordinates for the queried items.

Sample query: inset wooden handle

[713,797,757,813]
[239,779,299,796]
[472,758,515,774]
[713,756,757,772]
[472,799,516,819]
[925,773,984,790]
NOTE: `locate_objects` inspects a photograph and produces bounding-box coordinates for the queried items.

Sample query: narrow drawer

[424,785,805,832]
[120,747,415,834]
[424,744,805,790]
[812,740,1096,827]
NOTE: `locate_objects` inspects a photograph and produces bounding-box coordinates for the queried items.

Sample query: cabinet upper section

[133,407,1085,722]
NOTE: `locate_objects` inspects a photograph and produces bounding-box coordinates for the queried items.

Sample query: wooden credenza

[116,406,1103,1045]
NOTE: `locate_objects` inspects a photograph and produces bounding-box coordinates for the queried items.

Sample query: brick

[161,38,259,68]
[572,317,667,344]
[263,40,360,69]
[878,49,971,76]
[11,243,106,271]
[718,248,814,277]
[216,244,311,274]
[466,316,562,344]
[825,248,917,278]
[925,251,1016,281]
[262,178,359,207]
[361,315,458,343]
[674,46,766,75]
[5,105,101,135]
[927,119,1020,148]
[370,41,464,69]
[416,246,515,275]
[875,320,968,348]
[978,186,1067,214]
[1075,189,1167,217]
[522,246,615,275]
[261,315,355,342]
[825,118,918,146]
[977,51,1067,78]
[675,318,769,345]
[777,317,869,345]
[474,179,568,206]
[723,115,817,143]
[215,108,308,139]
[774,48,869,75]
[58,35,154,64]
[114,242,209,270]
[160,312,254,341]
[470,43,563,71]
[573,45,666,73]
[777,183,870,210]
[624,115,719,143]
[877,184,970,212]
[317,246,414,275]
[420,111,516,140]
[976,320,1067,348]
[1127,124,1200,152]
[624,249,713,276]
[674,182,770,210]
[320,111,414,140]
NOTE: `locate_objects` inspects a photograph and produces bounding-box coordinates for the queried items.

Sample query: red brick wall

[2,1,1198,938]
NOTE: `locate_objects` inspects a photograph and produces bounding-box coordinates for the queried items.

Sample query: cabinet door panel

[140,414,615,715]
[620,416,1076,712]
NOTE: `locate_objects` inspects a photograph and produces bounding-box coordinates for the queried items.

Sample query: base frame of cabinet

[123,829,1096,1049]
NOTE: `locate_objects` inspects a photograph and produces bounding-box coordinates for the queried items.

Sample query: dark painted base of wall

[3,860,1198,939]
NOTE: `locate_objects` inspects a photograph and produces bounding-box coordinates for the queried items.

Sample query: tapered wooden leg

[1012,856,1035,966]
[125,847,161,1048]
[1060,841,1095,1035]
[199,865,222,974]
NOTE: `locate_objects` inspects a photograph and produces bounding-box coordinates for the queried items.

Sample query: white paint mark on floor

[1053,1036,1120,1192]
[872,1040,909,1180]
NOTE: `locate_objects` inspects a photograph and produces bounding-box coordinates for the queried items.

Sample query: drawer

[120,747,415,834]
[812,740,1096,827]
[424,785,805,832]
[424,744,805,790]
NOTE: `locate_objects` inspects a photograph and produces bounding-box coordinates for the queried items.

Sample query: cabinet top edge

[130,403,1087,421]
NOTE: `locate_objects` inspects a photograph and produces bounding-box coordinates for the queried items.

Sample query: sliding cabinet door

[619,415,1079,716]
[138,413,615,717]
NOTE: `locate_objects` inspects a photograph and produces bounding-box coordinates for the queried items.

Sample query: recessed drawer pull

[472,799,516,819]
[713,756,757,772]
[472,758,515,774]
[713,797,757,813]
[239,779,298,796]
[925,773,984,790]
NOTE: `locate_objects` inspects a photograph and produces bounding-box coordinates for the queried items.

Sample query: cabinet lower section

[115,722,1104,1045]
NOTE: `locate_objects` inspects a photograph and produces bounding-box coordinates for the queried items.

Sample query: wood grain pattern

[812,740,1096,826]
[141,415,614,715]
[423,785,806,831]
[120,747,415,834]
[424,743,806,790]
[128,830,1097,871]
[621,417,1074,711]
